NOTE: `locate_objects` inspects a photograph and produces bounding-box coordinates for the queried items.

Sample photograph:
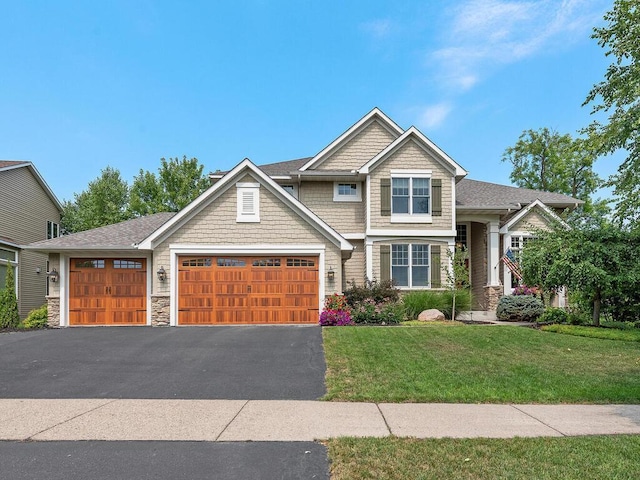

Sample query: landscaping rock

[418,309,445,322]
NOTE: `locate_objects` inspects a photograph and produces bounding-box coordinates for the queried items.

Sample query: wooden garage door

[178,256,319,325]
[69,258,147,325]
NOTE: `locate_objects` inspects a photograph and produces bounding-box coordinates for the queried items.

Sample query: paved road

[0,441,329,480]
[0,327,326,399]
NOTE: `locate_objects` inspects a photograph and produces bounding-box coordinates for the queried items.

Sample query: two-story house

[1,161,62,318]
[28,109,579,327]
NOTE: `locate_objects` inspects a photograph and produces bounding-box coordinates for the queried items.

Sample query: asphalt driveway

[0,326,326,400]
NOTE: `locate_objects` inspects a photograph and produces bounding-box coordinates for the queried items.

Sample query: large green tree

[129,156,209,216]
[502,128,601,202]
[583,0,640,225]
[0,265,20,328]
[521,223,640,326]
[61,166,130,233]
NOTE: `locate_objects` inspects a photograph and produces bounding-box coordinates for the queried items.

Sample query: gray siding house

[28,109,580,327]
[0,161,62,317]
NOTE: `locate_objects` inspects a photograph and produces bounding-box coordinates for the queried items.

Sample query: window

[47,221,59,239]
[75,259,105,268]
[182,258,212,267]
[456,224,468,249]
[392,177,430,215]
[510,236,533,263]
[0,247,17,293]
[333,182,361,202]
[281,184,298,199]
[113,260,143,269]
[391,244,429,288]
[253,258,281,267]
[217,258,246,267]
[287,258,315,267]
[236,182,260,222]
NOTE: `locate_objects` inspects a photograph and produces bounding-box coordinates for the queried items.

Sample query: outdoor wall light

[36,267,41,274]
[327,266,335,282]
[47,268,59,283]
[157,266,167,282]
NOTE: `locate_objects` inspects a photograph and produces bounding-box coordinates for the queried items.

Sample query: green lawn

[322,325,640,403]
[542,324,640,342]
[326,435,640,480]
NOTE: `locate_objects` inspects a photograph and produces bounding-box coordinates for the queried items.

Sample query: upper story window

[392,177,430,214]
[236,182,260,223]
[47,221,59,239]
[333,182,362,202]
[281,184,298,199]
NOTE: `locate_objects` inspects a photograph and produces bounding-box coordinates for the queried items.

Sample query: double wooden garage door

[69,258,147,326]
[178,255,319,325]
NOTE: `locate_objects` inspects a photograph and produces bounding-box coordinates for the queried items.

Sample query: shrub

[324,293,348,311]
[496,295,545,322]
[349,298,405,324]
[344,279,399,306]
[403,289,472,320]
[319,309,353,326]
[23,305,48,329]
[512,285,539,296]
[0,266,20,329]
[537,307,568,324]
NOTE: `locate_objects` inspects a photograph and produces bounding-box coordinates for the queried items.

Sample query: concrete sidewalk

[2,399,639,442]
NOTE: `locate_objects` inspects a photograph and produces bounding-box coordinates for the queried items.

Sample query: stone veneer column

[46,297,60,327]
[151,296,171,326]
[484,285,503,312]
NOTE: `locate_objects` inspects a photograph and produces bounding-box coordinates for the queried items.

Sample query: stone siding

[151,296,170,326]
[46,296,60,327]
[484,285,503,311]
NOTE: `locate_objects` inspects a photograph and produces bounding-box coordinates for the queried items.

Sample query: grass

[326,435,640,480]
[542,324,640,342]
[322,325,640,403]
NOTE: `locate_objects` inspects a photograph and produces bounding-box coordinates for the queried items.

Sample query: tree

[0,266,20,328]
[502,128,602,204]
[442,246,470,320]
[583,0,640,225]
[521,223,640,326]
[129,156,210,216]
[61,167,130,233]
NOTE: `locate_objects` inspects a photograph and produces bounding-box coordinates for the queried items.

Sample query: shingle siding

[510,209,549,231]
[318,120,397,171]
[369,140,454,231]
[300,181,365,234]
[343,239,365,287]
[154,180,343,296]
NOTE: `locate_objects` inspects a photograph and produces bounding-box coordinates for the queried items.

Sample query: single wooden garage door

[68,258,147,325]
[178,256,319,325]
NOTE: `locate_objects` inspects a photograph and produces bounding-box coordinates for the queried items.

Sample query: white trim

[236,183,260,223]
[139,158,352,252]
[487,221,500,286]
[343,233,366,240]
[390,169,432,176]
[451,177,456,232]
[499,199,567,234]
[300,108,403,171]
[367,228,456,237]
[60,254,68,327]
[359,126,467,177]
[390,214,433,224]
[365,175,371,233]
[279,183,299,200]
[333,182,362,202]
[365,239,373,280]
[169,245,326,326]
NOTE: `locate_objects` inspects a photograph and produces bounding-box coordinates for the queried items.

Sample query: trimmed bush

[0,266,20,329]
[496,295,544,322]
[23,305,48,329]
[403,289,472,320]
[538,307,569,324]
[344,279,399,306]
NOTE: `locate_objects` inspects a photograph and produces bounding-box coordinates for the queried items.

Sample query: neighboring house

[27,108,580,327]
[0,161,63,318]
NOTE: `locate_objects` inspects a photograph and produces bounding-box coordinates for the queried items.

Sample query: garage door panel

[178,255,319,325]
[69,258,146,326]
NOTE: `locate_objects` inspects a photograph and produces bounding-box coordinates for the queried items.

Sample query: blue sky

[1,0,616,203]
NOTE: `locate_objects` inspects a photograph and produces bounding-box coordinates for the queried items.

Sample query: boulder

[418,309,445,322]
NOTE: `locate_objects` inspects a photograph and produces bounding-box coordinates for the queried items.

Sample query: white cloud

[431,0,606,91]
[417,103,453,129]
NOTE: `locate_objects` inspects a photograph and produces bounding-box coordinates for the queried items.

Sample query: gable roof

[0,160,63,211]
[457,179,583,211]
[499,199,568,233]
[140,158,353,252]
[359,126,468,178]
[26,212,176,251]
[299,107,404,171]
